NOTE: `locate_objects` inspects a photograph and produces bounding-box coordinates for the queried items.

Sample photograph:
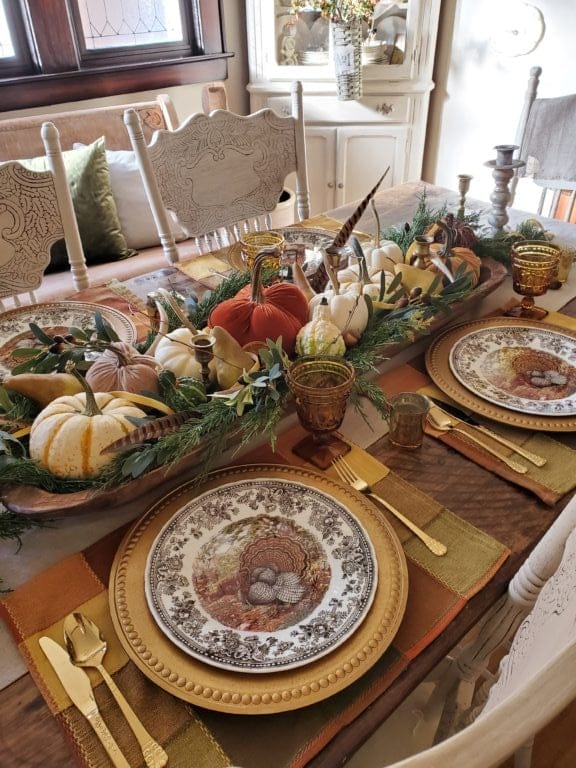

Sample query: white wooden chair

[123,80,310,263]
[365,490,576,768]
[0,122,89,309]
[510,66,576,222]
[386,512,576,767]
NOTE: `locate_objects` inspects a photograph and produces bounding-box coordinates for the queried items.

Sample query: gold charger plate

[109,464,409,715]
[425,317,576,431]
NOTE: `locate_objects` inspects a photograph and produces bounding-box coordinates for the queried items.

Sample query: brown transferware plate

[109,464,409,715]
[426,317,576,431]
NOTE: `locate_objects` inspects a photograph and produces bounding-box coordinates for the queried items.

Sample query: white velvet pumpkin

[154,327,212,380]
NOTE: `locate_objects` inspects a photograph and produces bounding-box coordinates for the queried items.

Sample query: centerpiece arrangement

[0,181,553,528]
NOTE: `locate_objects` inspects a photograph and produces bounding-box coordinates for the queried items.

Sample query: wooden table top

[2,182,576,767]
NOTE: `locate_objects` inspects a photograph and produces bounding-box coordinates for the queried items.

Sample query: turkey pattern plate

[449,325,576,416]
[145,477,377,673]
[0,301,137,374]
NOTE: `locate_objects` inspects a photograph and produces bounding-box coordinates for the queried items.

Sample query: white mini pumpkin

[29,392,146,479]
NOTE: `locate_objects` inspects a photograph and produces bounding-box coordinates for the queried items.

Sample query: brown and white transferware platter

[0,301,137,374]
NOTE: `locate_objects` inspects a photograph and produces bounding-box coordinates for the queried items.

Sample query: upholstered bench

[0,95,202,304]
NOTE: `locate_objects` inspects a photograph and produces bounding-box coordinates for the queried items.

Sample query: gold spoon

[63,612,168,768]
[427,405,529,474]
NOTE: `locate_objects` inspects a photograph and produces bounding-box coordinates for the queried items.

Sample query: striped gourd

[295,299,346,357]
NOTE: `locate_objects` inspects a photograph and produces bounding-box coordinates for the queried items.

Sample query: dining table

[2,180,576,768]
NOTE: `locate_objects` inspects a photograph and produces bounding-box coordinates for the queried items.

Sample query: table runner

[1,434,509,768]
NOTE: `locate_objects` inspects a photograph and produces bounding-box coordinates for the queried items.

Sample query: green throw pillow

[22,138,135,272]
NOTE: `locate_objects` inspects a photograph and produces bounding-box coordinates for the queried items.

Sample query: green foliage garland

[0,193,535,500]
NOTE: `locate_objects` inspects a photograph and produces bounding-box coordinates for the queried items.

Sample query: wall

[0,0,250,124]
[425,0,576,210]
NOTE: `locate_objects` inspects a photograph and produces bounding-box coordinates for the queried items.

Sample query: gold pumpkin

[29,391,146,479]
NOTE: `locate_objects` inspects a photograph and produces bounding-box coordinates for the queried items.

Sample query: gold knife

[39,636,131,768]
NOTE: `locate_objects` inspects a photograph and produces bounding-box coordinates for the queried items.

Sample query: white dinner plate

[145,475,378,673]
[449,324,576,416]
[0,301,137,375]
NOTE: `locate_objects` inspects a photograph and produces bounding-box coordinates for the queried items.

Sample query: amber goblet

[508,241,561,320]
[286,356,355,470]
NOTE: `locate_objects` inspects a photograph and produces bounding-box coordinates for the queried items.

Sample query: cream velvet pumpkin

[29,393,146,479]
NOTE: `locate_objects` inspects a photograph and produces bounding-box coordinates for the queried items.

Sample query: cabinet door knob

[337,182,344,189]
[327,181,334,188]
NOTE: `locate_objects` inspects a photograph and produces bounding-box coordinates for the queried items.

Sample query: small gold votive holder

[388,392,429,450]
[557,247,575,284]
[286,356,355,470]
[240,231,285,270]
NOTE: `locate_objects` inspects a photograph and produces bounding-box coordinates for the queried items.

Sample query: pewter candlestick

[457,174,473,220]
[485,145,525,234]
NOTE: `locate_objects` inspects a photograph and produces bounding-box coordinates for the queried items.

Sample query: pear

[211,326,260,390]
[3,372,83,407]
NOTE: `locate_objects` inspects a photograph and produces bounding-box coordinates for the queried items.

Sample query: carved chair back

[511,66,576,222]
[124,81,310,264]
[0,122,88,310]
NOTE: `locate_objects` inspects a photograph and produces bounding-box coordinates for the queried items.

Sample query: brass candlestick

[191,334,216,387]
[457,174,473,220]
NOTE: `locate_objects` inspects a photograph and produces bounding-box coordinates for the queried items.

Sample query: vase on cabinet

[331,19,363,101]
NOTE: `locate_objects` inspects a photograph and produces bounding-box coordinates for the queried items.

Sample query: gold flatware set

[426,401,547,475]
[41,613,168,768]
[332,455,448,557]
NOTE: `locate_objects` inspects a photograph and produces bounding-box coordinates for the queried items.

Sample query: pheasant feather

[327,166,390,253]
[102,411,196,454]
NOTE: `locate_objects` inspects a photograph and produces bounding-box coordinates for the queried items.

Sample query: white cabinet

[246,0,441,215]
[305,125,408,214]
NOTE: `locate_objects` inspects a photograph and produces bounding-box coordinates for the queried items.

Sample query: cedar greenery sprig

[473,221,550,266]
[380,192,450,255]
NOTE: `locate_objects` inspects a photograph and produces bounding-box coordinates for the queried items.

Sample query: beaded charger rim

[109,463,409,715]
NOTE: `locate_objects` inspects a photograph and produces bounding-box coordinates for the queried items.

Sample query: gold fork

[332,455,448,557]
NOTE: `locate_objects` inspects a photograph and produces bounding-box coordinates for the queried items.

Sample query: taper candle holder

[191,334,216,387]
[457,174,473,220]
[485,145,525,234]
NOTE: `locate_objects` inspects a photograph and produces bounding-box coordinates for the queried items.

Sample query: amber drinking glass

[508,241,561,320]
[240,231,285,270]
[286,356,355,470]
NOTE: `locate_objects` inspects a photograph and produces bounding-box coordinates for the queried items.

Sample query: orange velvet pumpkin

[209,250,309,355]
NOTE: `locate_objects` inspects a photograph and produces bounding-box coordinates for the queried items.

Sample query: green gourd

[295,298,346,357]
